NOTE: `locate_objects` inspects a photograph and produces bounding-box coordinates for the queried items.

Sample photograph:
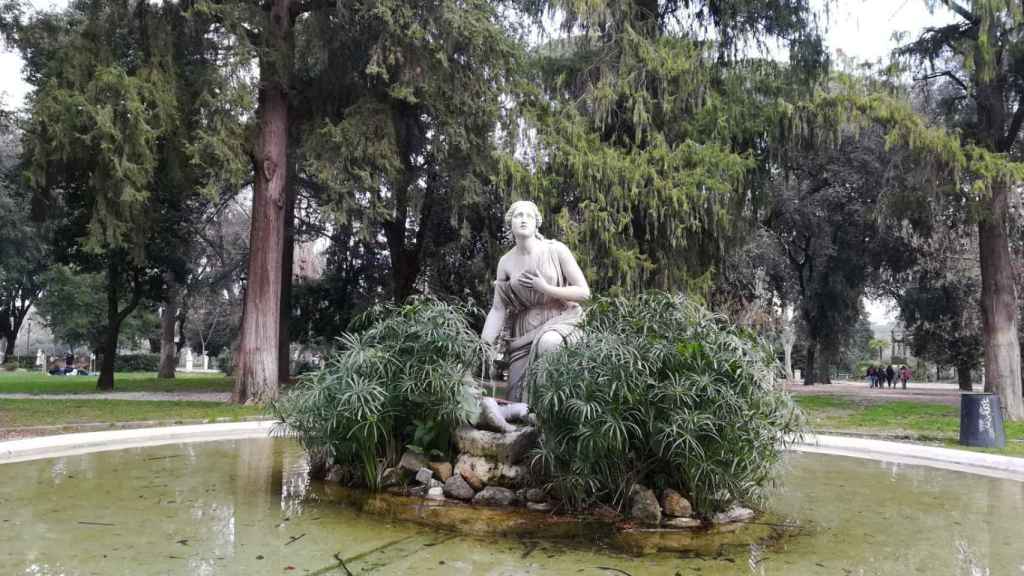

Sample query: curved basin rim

[0,422,1021,482]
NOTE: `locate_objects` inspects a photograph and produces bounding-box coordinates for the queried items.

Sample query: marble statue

[481,200,591,403]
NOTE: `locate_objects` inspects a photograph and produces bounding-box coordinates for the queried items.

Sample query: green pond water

[1,438,1022,575]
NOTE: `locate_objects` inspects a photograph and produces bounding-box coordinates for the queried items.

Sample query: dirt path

[785,380,971,406]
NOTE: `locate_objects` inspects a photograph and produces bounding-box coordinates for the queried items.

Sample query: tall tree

[297,0,519,305]
[231,0,292,403]
[36,265,158,355]
[197,0,307,403]
[0,116,48,363]
[898,1,1024,418]
[199,0,523,402]
[765,121,923,384]
[19,0,221,389]
[181,197,249,361]
[505,0,828,294]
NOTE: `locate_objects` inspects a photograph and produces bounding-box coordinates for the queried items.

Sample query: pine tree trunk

[781,313,795,380]
[978,181,1024,420]
[803,341,816,386]
[2,338,13,365]
[158,277,179,379]
[957,364,973,392]
[0,302,29,365]
[278,165,296,385]
[783,337,794,380]
[2,334,16,365]
[97,327,118,391]
[98,267,120,391]
[234,0,292,405]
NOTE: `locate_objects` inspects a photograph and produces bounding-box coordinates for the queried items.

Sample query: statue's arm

[481,258,509,345]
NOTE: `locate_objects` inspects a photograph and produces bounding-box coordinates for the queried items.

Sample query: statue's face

[509,205,539,238]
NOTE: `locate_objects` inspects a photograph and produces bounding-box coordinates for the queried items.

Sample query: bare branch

[914,70,971,95]
[938,0,977,25]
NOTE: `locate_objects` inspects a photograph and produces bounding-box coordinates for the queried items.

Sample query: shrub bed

[273,299,481,489]
[96,353,161,372]
[276,294,803,519]
[529,293,802,516]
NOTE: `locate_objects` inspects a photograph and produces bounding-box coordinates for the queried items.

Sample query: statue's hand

[518,270,550,294]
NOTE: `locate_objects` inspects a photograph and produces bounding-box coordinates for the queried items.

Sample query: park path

[0,392,231,402]
[785,380,971,406]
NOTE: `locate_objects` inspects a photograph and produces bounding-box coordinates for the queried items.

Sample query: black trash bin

[959,393,1006,448]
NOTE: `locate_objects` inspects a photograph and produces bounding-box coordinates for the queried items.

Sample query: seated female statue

[481,200,591,403]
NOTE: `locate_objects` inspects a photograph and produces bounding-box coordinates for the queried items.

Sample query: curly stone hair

[504,200,545,243]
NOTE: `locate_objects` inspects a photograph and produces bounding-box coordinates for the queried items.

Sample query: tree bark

[97,264,120,391]
[97,262,140,391]
[1,288,36,364]
[97,328,119,390]
[2,334,15,365]
[957,364,973,392]
[234,0,293,404]
[278,159,296,385]
[158,276,179,379]
[803,341,816,385]
[978,181,1023,420]
[782,325,795,381]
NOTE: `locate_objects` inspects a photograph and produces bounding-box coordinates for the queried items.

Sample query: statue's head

[505,200,544,241]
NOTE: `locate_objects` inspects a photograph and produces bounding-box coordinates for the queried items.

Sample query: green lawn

[0,398,265,428]
[0,371,233,394]
[795,395,1024,457]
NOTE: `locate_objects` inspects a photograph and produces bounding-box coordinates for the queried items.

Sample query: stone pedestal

[452,424,539,492]
[454,425,538,465]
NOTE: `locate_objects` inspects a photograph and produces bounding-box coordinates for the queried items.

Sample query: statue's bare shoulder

[495,252,513,281]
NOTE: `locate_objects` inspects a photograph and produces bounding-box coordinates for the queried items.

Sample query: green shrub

[217,349,235,376]
[272,298,482,489]
[529,293,803,517]
[9,355,38,370]
[111,353,160,372]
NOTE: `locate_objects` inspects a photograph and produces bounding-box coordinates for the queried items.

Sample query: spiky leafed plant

[272,297,482,490]
[529,293,803,517]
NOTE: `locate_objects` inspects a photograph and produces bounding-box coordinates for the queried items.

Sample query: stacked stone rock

[628,484,754,528]
[345,425,755,530]
[387,424,549,508]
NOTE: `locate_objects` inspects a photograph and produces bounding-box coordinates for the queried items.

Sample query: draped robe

[494,240,582,402]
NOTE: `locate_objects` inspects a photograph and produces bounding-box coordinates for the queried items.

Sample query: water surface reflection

[0,439,1021,575]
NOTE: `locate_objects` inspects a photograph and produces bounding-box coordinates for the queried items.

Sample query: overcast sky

[0,0,954,324]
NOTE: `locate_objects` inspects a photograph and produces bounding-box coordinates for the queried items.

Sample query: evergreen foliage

[16,0,233,389]
[272,298,482,489]
[35,265,158,352]
[529,293,802,516]
[763,123,920,384]
[0,114,49,364]
[20,0,178,261]
[890,0,1024,418]
[895,229,982,390]
[503,0,828,294]
[296,0,520,303]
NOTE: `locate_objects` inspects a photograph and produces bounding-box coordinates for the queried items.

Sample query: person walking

[899,365,911,389]
[866,366,876,388]
[885,365,895,389]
